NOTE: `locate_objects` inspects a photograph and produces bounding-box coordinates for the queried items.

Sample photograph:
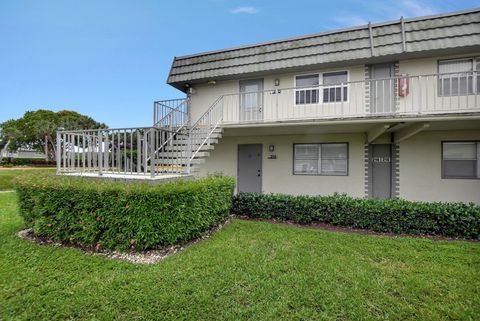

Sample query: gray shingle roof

[167,8,480,91]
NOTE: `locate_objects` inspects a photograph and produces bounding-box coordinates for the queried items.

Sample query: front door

[370,144,392,199]
[239,79,263,121]
[237,144,262,193]
[370,63,395,114]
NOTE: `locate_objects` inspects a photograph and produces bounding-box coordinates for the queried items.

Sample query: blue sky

[1,0,479,127]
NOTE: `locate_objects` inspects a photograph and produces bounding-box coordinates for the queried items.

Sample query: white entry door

[239,79,263,121]
[370,64,395,114]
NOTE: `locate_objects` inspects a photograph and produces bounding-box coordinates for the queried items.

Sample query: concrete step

[172,138,219,146]
[162,144,215,152]
[189,165,201,173]
[174,134,221,142]
[157,151,210,158]
[189,127,223,133]
[154,158,205,166]
[186,132,222,139]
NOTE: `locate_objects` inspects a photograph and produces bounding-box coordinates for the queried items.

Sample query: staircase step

[175,134,221,141]
[162,144,215,152]
[173,138,219,146]
[157,151,210,158]
[154,126,223,174]
[154,158,205,165]
[189,165,201,173]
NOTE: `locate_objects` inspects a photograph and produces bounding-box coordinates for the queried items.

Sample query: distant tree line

[0,109,107,161]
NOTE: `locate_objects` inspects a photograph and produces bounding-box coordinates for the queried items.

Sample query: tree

[0,109,107,161]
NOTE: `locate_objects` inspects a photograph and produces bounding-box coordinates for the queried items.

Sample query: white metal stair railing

[186,96,224,174]
[56,96,226,178]
[147,124,191,175]
[153,98,189,130]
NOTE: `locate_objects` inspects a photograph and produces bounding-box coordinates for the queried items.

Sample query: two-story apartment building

[57,8,480,204]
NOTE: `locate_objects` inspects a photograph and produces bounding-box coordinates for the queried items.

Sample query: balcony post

[418,75,423,114]
[150,129,155,178]
[56,130,61,175]
[98,131,103,176]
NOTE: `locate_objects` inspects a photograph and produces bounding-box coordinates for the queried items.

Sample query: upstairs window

[323,71,348,102]
[294,143,348,175]
[438,58,476,96]
[442,141,479,179]
[477,58,480,93]
[295,74,319,104]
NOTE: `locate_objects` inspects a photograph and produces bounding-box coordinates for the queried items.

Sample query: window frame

[292,142,349,176]
[437,57,479,97]
[441,140,480,180]
[294,70,349,106]
[322,71,349,104]
[294,73,320,105]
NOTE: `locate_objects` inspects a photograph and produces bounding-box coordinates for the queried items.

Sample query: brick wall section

[392,144,400,197]
[364,65,370,113]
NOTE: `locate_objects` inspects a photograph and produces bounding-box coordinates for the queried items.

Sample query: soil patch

[18,220,230,264]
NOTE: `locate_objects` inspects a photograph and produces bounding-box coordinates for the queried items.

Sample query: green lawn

[1,192,479,320]
[0,168,55,190]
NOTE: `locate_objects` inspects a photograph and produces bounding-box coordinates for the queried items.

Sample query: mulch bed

[16,215,477,264]
[233,215,479,242]
[17,219,231,264]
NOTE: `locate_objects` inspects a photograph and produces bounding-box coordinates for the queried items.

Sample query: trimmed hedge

[231,193,480,239]
[16,174,235,250]
[1,157,56,167]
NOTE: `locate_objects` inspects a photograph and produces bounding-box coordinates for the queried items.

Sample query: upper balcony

[157,72,480,128]
[217,72,480,126]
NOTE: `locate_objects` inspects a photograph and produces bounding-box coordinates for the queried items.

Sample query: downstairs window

[294,143,348,175]
[442,141,480,179]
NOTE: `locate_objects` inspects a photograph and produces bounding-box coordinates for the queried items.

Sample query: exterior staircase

[154,127,223,173]
[56,97,224,178]
[152,97,224,175]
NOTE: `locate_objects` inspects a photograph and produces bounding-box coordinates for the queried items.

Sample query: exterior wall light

[207,80,217,85]
[269,144,275,152]
[274,78,280,86]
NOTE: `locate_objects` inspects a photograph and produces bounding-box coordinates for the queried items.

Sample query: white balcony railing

[56,126,190,178]
[214,72,480,124]
[153,98,189,129]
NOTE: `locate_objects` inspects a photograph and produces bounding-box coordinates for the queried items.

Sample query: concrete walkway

[0,190,14,193]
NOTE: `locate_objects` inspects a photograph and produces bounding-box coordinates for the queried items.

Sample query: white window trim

[438,57,479,97]
[294,73,320,106]
[441,141,480,179]
[294,70,349,106]
[293,142,349,176]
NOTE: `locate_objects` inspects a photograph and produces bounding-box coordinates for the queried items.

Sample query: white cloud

[326,0,441,29]
[332,15,369,27]
[230,6,258,14]
[396,0,436,17]
[377,0,439,21]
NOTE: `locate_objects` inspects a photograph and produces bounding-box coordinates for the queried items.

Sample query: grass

[0,167,55,190]
[1,192,479,320]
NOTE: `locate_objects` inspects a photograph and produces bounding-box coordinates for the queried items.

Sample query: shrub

[0,157,56,167]
[16,174,235,250]
[231,193,480,239]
